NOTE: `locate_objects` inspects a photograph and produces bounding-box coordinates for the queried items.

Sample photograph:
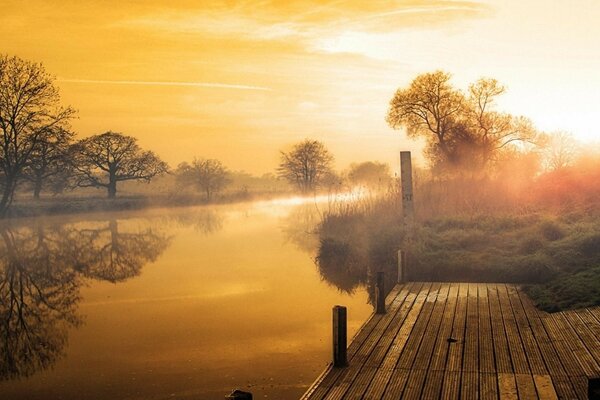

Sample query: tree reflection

[170,208,224,235]
[0,219,170,380]
[280,204,321,253]
[72,220,170,282]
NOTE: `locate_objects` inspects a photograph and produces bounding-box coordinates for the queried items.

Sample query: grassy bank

[4,189,289,219]
[317,187,600,312]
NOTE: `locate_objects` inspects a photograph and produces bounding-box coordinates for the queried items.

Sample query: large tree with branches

[71,131,168,198]
[0,55,75,217]
[386,71,539,172]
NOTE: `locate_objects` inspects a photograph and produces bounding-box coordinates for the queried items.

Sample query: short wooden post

[376,271,386,314]
[397,249,405,283]
[400,151,414,222]
[332,306,347,367]
[226,389,253,399]
[589,377,600,399]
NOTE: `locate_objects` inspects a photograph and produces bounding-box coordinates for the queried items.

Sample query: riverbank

[316,194,600,312]
[3,190,292,219]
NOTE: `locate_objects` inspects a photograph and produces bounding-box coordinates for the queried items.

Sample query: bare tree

[542,131,579,171]
[176,158,231,200]
[0,55,75,217]
[277,139,334,193]
[71,131,168,198]
[22,126,74,199]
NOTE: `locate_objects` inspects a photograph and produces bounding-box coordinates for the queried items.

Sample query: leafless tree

[176,158,231,200]
[277,139,334,193]
[0,55,75,217]
[542,131,579,171]
[71,131,168,198]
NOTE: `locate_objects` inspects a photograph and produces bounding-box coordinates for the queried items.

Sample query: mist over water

[0,199,373,400]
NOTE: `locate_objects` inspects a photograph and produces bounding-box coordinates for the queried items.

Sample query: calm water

[0,199,374,400]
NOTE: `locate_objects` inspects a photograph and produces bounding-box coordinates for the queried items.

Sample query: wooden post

[332,306,347,367]
[400,151,414,222]
[376,271,386,314]
[589,377,600,399]
[397,249,405,283]
[226,390,253,399]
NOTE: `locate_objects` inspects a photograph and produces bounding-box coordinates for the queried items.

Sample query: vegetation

[347,161,392,190]
[176,158,231,200]
[387,71,539,172]
[0,55,75,217]
[277,139,334,193]
[71,132,169,199]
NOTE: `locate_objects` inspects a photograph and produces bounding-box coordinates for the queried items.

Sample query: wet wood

[302,283,600,399]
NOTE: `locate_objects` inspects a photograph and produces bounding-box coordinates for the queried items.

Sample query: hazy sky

[2,0,599,173]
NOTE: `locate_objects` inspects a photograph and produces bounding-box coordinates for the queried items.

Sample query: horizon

[1,0,599,174]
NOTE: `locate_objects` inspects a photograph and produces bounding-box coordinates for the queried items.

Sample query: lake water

[0,199,374,400]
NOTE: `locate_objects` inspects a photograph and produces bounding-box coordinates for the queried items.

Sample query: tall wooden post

[332,306,348,367]
[376,272,386,314]
[397,250,405,283]
[400,151,414,222]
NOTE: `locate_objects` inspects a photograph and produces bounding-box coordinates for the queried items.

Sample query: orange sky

[2,0,599,173]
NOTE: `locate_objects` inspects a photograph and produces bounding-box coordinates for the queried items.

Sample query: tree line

[0,54,382,219]
[1,54,576,218]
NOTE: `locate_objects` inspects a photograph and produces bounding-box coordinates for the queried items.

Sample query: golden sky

[2,0,599,173]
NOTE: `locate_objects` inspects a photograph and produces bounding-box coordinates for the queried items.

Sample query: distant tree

[0,55,75,217]
[22,126,74,199]
[71,131,168,198]
[386,71,539,171]
[176,158,231,200]
[542,131,579,171]
[348,161,391,189]
[277,139,334,193]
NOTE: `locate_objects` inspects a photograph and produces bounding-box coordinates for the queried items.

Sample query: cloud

[58,78,273,92]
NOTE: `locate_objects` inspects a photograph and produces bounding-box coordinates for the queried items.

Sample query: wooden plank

[359,283,432,399]
[461,283,480,400]
[395,283,441,370]
[498,373,518,400]
[440,370,461,400]
[497,284,530,375]
[532,375,558,400]
[514,374,537,399]
[403,283,451,399]
[479,372,499,400]
[515,289,580,399]
[560,310,600,373]
[506,285,547,375]
[478,284,495,374]
[305,283,414,400]
[461,371,478,400]
[421,283,460,399]
[547,313,600,377]
[319,283,422,400]
[487,284,513,374]
[341,366,377,400]
[381,369,410,400]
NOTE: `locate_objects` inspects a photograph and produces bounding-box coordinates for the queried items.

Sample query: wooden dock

[302,282,600,399]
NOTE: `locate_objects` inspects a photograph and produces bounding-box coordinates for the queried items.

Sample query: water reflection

[0,219,170,380]
[279,204,321,253]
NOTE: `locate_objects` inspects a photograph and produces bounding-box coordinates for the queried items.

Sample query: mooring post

[376,271,386,314]
[332,305,348,367]
[226,389,253,399]
[397,249,405,283]
[400,151,414,222]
